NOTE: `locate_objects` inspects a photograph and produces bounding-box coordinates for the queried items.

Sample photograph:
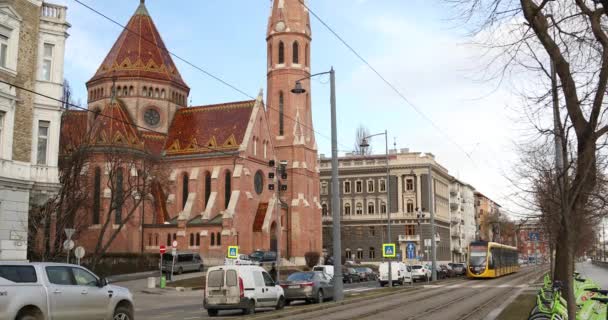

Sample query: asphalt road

[576,260,608,288]
[133,275,472,319]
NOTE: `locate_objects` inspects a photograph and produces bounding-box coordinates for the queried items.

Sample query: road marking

[423,284,444,288]
[344,287,377,293]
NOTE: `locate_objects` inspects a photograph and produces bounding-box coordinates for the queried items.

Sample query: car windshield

[250,252,263,258]
[208,270,224,288]
[355,268,366,272]
[470,245,487,266]
[411,265,422,270]
[454,264,465,268]
[239,255,250,260]
[287,272,314,281]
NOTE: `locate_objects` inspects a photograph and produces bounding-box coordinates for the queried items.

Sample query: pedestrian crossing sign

[227,246,239,259]
[383,243,396,258]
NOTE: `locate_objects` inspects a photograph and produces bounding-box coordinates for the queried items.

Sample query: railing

[41,3,67,22]
[398,234,420,242]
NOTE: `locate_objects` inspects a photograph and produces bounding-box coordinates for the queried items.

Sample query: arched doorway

[270,222,277,252]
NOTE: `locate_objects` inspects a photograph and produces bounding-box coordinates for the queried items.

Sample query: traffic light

[281,172,287,180]
[269,160,275,167]
[268,172,275,179]
[268,184,275,191]
[280,185,287,191]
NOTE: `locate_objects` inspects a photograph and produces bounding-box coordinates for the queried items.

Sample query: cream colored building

[449,179,476,262]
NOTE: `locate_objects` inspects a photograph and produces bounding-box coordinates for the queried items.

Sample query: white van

[312,265,334,279]
[204,265,285,317]
[378,262,411,286]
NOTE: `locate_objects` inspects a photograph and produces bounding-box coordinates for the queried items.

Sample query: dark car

[342,267,361,283]
[355,267,376,281]
[435,266,448,279]
[280,271,334,304]
[451,263,466,276]
[440,264,456,278]
[249,250,277,263]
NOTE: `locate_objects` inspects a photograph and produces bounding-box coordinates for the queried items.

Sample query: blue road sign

[383,243,396,258]
[529,232,540,242]
[397,253,402,260]
[406,242,416,259]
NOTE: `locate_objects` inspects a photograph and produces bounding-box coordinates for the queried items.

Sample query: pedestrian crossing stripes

[423,284,527,289]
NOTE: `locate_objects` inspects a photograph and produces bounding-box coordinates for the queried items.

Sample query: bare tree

[61,79,81,110]
[354,124,372,155]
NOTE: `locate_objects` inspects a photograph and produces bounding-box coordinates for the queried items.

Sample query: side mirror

[98,278,109,288]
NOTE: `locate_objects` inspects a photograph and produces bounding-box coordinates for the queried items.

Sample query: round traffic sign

[74,246,85,259]
[63,240,74,251]
[160,245,166,254]
[172,240,178,248]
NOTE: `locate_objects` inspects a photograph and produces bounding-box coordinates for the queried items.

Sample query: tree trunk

[553,217,577,320]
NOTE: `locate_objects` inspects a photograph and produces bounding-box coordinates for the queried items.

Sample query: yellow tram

[467,241,519,278]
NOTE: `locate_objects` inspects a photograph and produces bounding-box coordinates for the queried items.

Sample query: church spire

[135,0,149,16]
[267,0,311,37]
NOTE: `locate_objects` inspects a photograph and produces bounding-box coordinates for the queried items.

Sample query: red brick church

[59,0,321,264]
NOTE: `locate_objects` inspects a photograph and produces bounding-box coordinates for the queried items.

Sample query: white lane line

[344,287,377,293]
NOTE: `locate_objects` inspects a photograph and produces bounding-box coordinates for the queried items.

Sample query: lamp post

[291,67,344,301]
[360,130,391,287]
[425,163,438,281]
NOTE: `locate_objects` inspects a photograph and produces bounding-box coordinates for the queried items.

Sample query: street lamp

[291,67,344,301]
[360,130,392,287]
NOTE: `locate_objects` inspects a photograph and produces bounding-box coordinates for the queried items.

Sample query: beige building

[320,149,453,263]
[449,179,476,262]
[0,0,69,261]
[474,191,501,242]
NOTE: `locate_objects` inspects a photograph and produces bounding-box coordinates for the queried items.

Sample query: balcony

[398,234,420,242]
[41,3,67,23]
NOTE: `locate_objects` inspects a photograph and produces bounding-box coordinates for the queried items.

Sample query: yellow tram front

[467,241,519,279]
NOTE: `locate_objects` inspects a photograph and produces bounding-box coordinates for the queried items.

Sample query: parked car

[355,267,376,281]
[451,263,466,276]
[312,265,334,279]
[280,271,334,304]
[378,262,411,286]
[225,254,256,266]
[0,262,134,320]
[440,264,456,278]
[342,267,361,283]
[204,265,285,316]
[162,252,203,275]
[410,264,431,282]
[249,250,277,264]
[435,266,448,279]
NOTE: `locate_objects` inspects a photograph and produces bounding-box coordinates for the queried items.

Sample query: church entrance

[270,222,277,252]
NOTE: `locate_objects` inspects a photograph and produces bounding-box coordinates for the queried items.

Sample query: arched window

[196,234,200,246]
[161,89,166,99]
[292,41,299,64]
[356,203,363,215]
[129,86,134,96]
[344,203,351,215]
[210,232,215,246]
[182,173,189,210]
[369,247,376,259]
[253,137,257,156]
[143,86,147,96]
[268,43,272,67]
[116,86,121,96]
[204,171,211,208]
[148,234,152,246]
[173,233,177,241]
[224,171,232,209]
[407,200,414,213]
[305,43,310,66]
[115,168,124,224]
[322,203,328,216]
[263,141,268,159]
[167,234,171,246]
[279,91,284,136]
[148,88,153,97]
[367,202,375,214]
[155,234,159,245]
[278,41,285,64]
[122,86,128,96]
[380,202,387,214]
[345,249,352,259]
[101,88,104,97]
[93,167,101,224]
[155,88,160,98]
[216,232,222,246]
[190,233,194,246]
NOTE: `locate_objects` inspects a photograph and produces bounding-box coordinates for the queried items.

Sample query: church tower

[267,0,321,262]
[86,0,189,134]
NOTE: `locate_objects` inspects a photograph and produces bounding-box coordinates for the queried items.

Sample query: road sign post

[74,246,85,266]
[63,239,74,264]
[159,245,166,284]
[169,241,177,281]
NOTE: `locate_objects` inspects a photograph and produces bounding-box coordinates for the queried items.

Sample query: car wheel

[316,290,324,304]
[198,265,203,272]
[177,267,183,275]
[348,277,353,283]
[242,300,255,315]
[16,308,43,320]
[276,296,286,310]
[207,309,219,317]
[285,299,292,306]
[113,305,133,320]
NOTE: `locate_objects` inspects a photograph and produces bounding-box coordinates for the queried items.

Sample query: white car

[378,262,411,286]
[0,262,134,320]
[312,265,334,279]
[224,254,256,266]
[204,265,285,316]
[410,264,431,281]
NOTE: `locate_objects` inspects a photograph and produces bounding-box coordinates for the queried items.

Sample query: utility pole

[428,163,437,281]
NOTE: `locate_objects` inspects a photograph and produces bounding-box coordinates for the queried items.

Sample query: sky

[56,0,527,216]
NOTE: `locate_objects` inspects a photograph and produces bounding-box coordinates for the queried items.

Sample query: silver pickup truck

[0,262,134,320]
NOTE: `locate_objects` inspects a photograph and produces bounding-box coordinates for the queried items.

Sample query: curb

[108,271,158,283]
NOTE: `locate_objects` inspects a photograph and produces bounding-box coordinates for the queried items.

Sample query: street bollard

[160,275,166,289]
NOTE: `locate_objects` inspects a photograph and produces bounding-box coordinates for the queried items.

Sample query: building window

[344,181,351,194]
[224,171,232,209]
[406,225,415,235]
[407,200,414,213]
[344,203,351,215]
[189,233,194,246]
[367,180,374,193]
[167,234,171,246]
[305,43,309,67]
[321,182,328,195]
[292,41,299,64]
[182,173,189,210]
[278,41,285,64]
[345,249,351,259]
[216,232,222,246]
[268,43,272,67]
[0,34,8,68]
[369,247,376,259]
[204,171,211,208]
[37,121,50,165]
[355,181,362,193]
[357,249,364,259]
[123,87,128,96]
[41,43,54,81]
[279,92,284,136]
[155,234,159,245]
[196,234,200,246]
[93,167,101,224]
[210,233,215,246]
[379,179,386,192]
[0,111,4,156]
[406,179,414,191]
[356,203,363,215]
[322,203,328,216]
[115,168,124,224]
[263,141,267,159]
[367,202,375,214]
[253,137,257,156]
[369,226,375,236]
[380,202,387,214]
[173,233,177,241]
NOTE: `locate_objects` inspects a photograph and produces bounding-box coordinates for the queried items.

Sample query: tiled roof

[252,202,268,232]
[164,100,255,156]
[89,100,144,151]
[141,131,166,156]
[151,180,170,224]
[59,110,88,156]
[88,2,188,90]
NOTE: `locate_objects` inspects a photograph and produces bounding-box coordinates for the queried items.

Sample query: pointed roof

[59,110,88,156]
[89,100,145,151]
[88,1,189,90]
[267,0,311,37]
[163,100,256,156]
